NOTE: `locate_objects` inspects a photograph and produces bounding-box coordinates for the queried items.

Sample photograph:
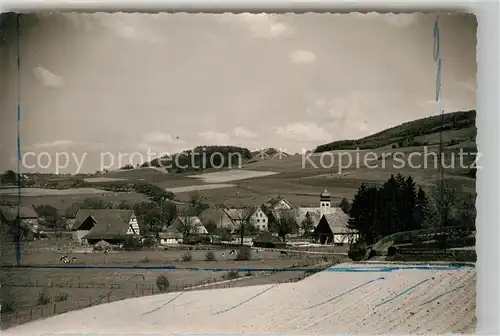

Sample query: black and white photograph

[0,12,477,334]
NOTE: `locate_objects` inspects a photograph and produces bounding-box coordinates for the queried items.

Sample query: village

[0,188,355,258]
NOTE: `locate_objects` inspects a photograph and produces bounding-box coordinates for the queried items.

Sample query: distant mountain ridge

[131,110,476,173]
[314,110,476,153]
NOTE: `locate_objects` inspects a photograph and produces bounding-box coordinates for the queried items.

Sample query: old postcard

[0,12,477,334]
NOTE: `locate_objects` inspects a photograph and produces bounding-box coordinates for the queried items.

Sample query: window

[257,219,260,223]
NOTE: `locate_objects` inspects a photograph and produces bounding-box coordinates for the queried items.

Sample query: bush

[205,251,216,261]
[226,270,239,279]
[156,275,170,292]
[182,252,193,262]
[139,257,151,263]
[387,246,398,256]
[235,246,252,261]
[55,291,69,302]
[37,289,52,305]
[348,241,368,261]
[142,237,156,248]
[123,236,143,251]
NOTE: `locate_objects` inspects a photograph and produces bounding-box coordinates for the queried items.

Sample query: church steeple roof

[320,188,331,199]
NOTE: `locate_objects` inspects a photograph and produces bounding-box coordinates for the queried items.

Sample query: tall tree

[414,187,428,228]
[270,210,297,243]
[339,198,352,214]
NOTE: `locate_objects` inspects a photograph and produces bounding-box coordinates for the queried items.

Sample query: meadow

[6,263,476,335]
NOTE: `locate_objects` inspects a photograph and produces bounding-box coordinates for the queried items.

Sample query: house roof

[0,205,38,221]
[158,231,183,239]
[264,196,293,209]
[317,212,351,234]
[198,208,227,223]
[72,209,136,231]
[73,209,136,240]
[320,188,331,199]
[168,216,207,234]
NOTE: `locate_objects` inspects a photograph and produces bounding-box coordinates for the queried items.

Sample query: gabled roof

[198,208,227,223]
[315,212,351,234]
[320,188,331,199]
[224,208,250,221]
[72,209,135,239]
[0,205,38,221]
[263,196,293,209]
[168,216,207,234]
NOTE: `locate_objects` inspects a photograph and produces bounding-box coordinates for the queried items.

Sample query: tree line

[348,173,476,245]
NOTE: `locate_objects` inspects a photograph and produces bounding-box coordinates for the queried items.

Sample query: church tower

[320,188,331,215]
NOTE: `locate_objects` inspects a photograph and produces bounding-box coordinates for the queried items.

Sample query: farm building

[169,216,208,235]
[71,209,141,245]
[0,205,40,233]
[312,213,358,245]
[249,207,268,231]
[198,208,236,231]
[157,231,183,245]
[221,208,249,231]
[263,196,293,210]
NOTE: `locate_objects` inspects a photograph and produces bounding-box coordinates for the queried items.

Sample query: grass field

[1,242,339,329]
[6,263,476,335]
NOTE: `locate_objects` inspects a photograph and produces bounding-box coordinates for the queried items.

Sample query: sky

[0,12,477,173]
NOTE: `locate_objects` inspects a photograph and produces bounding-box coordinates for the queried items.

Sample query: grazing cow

[229,249,236,255]
[60,256,69,263]
[221,252,226,259]
[71,257,77,263]
[104,248,110,255]
[280,251,288,256]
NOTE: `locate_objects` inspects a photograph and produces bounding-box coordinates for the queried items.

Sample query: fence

[1,262,333,329]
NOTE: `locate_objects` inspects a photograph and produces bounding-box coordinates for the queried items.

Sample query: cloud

[137,132,185,153]
[27,140,75,149]
[32,67,64,88]
[142,131,184,145]
[289,50,316,64]
[231,127,258,139]
[276,122,332,142]
[360,13,421,27]
[198,130,231,145]
[100,15,167,44]
[216,13,290,39]
[62,13,167,44]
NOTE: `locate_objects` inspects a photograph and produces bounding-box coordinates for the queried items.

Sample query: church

[312,189,359,245]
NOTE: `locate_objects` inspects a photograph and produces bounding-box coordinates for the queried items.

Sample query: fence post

[53,303,56,314]
[107,292,110,302]
[88,296,91,306]
[29,308,32,320]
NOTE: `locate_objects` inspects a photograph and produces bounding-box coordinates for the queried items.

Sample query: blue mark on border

[304,276,386,310]
[15,14,22,268]
[433,18,440,62]
[212,283,279,315]
[374,278,430,308]
[0,265,465,272]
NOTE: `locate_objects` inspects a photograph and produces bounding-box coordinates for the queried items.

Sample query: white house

[249,207,268,231]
